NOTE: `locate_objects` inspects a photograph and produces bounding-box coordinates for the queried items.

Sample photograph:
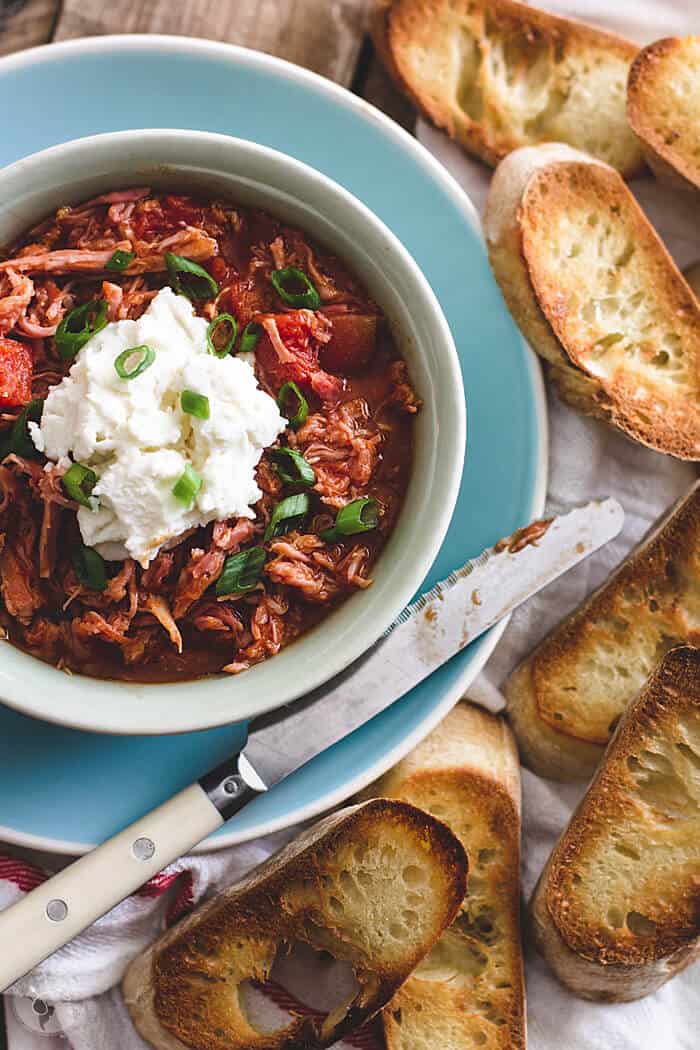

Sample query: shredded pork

[0,190,418,679]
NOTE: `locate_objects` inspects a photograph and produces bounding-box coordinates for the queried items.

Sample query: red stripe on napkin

[261,979,385,1050]
[0,856,47,892]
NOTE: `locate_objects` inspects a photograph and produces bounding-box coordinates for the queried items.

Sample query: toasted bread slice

[505,481,700,781]
[628,37,700,193]
[373,0,644,175]
[485,144,700,460]
[361,703,525,1050]
[530,646,700,1001]
[122,799,467,1050]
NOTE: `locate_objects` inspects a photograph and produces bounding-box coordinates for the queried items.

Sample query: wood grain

[0,0,59,56]
[54,0,372,86]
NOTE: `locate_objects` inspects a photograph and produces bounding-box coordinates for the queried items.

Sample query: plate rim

[0,34,548,854]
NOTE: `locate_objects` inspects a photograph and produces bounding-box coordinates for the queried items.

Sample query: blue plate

[0,37,547,853]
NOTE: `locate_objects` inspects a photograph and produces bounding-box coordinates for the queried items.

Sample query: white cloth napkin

[4,2,700,1047]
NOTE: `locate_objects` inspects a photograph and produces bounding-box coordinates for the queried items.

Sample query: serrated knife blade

[243,497,624,787]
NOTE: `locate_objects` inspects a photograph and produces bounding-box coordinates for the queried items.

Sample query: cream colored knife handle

[0,768,262,993]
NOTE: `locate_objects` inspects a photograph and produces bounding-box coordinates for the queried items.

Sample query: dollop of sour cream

[30,287,286,567]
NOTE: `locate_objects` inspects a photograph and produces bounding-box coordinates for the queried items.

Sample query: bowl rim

[0,124,466,735]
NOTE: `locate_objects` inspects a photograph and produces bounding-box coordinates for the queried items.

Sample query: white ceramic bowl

[0,129,465,734]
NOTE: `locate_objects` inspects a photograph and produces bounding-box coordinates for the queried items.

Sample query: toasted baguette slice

[373,0,644,175]
[530,646,700,1001]
[122,799,467,1050]
[361,703,525,1050]
[485,144,700,460]
[628,37,700,193]
[505,480,700,781]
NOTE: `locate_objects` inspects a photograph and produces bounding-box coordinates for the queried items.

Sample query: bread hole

[402,864,427,887]
[417,930,488,981]
[456,31,484,121]
[607,715,620,735]
[390,922,408,940]
[478,848,497,867]
[403,909,419,924]
[587,213,599,227]
[339,870,361,902]
[392,1009,402,1025]
[356,870,372,888]
[615,242,635,268]
[651,352,669,367]
[255,940,361,1038]
[614,841,641,861]
[572,873,582,885]
[607,906,624,929]
[626,912,657,938]
[472,1032,487,1046]
[677,741,700,773]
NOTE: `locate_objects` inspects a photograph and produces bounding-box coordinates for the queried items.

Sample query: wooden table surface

[0,0,416,125]
[0,0,416,1042]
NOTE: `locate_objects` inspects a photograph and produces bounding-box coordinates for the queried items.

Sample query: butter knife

[0,497,624,991]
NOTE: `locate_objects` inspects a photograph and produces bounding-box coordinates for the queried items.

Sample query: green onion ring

[181,389,210,420]
[62,462,98,508]
[71,544,107,591]
[105,249,135,272]
[55,299,108,361]
[264,492,310,542]
[172,463,202,508]
[206,313,237,358]
[114,344,156,380]
[321,497,379,542]
[277,381,309,429]
[239,321,262,354]
[270,267,321,310]
[270,447,315,487]
[165,252,219,301]
[215,546,266,596]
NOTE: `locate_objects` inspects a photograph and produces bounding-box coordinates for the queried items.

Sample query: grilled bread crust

[505,481,700,781]
[530,646,700,1002]
[485,144,700,460]
[362,704,526,1050]
[373,0,644,174]
[628,37,700,193]
[122,799,467,1050]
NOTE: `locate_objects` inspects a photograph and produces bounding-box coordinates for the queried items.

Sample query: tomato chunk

[0,337,32,409]
[320,314,377,375]
[255,313,343,403]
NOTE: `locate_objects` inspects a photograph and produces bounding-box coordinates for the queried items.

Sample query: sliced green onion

[114,344,155,380]
[165,252,219,301]
[264,492,310,542]
[270,267,321,310]
[321,497,379,542]
[215,546,266,596]
[55,299,108,361]
[5,398,44,460]
[206,313,237,358]
[239,321,262,354]
[277,381,308,429]
[270,447,315,487]
[172,464,202,508]
[72,545,107,591]
[105,249,135,272]
[181,389,210,420]
[62,462,98,508]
